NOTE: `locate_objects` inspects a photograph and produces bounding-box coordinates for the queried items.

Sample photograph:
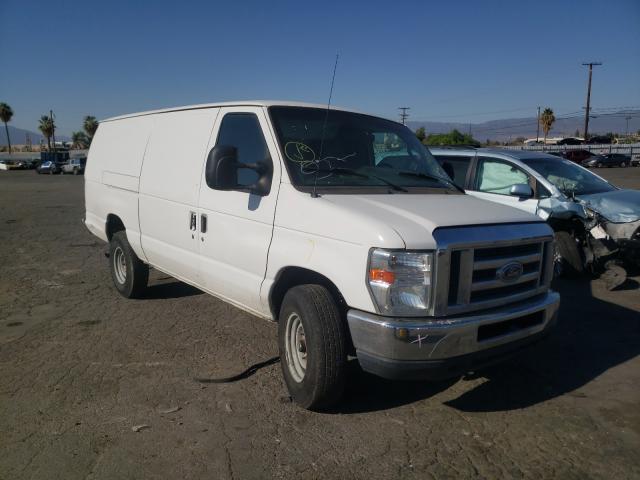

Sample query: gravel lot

[1,168,639,479]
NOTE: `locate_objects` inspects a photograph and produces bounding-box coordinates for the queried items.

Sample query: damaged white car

[431,148,640,285]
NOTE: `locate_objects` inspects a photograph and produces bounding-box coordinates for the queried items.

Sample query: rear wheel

[73,167,79,175]
[278,284,347,410]
[108,231,149,298]
[596,162,602,168]
[620,161,627,168]
[49,169,54,175]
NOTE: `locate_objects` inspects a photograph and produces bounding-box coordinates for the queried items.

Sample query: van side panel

[138,108,219,282]
[84,116,153,258]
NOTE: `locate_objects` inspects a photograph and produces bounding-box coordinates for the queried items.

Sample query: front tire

[278,285,347,410]
[108,231,149,298]
[554,231,584,277]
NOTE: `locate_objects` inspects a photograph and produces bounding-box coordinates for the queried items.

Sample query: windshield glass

[522,157,616,195]
[269,106,454,191]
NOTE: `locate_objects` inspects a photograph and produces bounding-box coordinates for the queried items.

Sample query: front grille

[433,224,555,316]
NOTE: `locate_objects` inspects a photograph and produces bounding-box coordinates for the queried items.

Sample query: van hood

[577,189,640,223]
[324,193,542,249]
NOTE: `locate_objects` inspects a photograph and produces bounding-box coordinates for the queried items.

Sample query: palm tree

[540,108,555,144]
[0,102,14,154]
[83,116,98,143]
[38,115,55,151]
[71,131,89,149]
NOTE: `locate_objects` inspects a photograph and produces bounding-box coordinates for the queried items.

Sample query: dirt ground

[1,168,639,480]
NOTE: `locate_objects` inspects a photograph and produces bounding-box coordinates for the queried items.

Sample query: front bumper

[347,291,560,380]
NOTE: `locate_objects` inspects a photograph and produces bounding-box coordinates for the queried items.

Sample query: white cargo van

[85,101,560,410]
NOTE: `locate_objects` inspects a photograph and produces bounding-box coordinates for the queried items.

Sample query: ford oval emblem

[496,262,523,282]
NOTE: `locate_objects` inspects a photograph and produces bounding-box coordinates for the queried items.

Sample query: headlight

[367,249,433,316]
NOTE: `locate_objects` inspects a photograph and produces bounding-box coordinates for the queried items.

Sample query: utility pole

[536,106,541,142]
[625,116,632,137]
[398,107,410,125]
[582,62,602,141]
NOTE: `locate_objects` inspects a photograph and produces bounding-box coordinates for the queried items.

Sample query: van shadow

[335,276,640,414]
[142,281,204,300]
[443,276,640,412]
[332,363,457,414]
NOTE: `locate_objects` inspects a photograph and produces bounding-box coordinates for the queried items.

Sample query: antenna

[312,53,339,198]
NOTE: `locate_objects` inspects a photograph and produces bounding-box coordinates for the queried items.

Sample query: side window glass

[475,158,530,195]
[537,183,551,198]
[434,155,471,185]
[216,113,271,187]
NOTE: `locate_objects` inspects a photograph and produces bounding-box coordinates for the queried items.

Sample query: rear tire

[596,162,602,168]
[554,231,584,277]
[108,231,149,298]
[73,168,79,175]
[620,162,627,168]
[278,284,347,411]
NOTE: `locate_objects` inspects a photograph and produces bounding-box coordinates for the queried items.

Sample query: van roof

[101,100,362,122]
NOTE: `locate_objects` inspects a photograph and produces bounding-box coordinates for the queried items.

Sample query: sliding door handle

[200,214,208,233]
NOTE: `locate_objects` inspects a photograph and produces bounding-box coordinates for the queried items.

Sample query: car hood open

[578,189,640,223]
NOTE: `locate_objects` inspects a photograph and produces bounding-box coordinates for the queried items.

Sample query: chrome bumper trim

[347,291,560,362]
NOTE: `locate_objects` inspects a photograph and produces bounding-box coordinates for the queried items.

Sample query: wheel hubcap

[285,313,307,382]
[113,247,127,284]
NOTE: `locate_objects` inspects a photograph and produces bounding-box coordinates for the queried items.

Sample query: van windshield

[522,157,616,196]
[269,106,456,192]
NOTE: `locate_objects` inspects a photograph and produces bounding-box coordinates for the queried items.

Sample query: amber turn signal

[369,269,395,284]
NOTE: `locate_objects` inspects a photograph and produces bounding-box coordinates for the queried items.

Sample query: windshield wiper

[312,167,408,192]
[397,171,465,193]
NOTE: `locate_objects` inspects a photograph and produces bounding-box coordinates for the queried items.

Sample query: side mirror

[205,145,273,196]
[205,145,238,190]
[510,183,533,198]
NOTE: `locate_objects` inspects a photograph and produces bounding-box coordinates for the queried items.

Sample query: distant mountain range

[0,125,70,145]
[407,110,639,141]
[1,110,637,145]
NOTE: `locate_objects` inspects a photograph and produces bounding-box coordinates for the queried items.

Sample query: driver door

[468,156,539,214]
[196,107,282,314]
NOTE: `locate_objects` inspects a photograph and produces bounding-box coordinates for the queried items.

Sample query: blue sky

[1,0,639,135]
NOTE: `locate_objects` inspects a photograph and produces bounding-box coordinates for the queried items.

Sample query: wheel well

[269,267,347,320]
[106,214,125,241]
[548,216,587,238]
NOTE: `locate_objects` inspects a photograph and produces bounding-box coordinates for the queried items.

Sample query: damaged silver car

[431,148,640,285]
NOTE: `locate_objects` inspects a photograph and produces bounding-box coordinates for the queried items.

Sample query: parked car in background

[557,137,583,145]
[584,153,631,168]
[587,135,613,144]
[36,160,61,174]
[431,147,640,280]
[16,159,37,169]
[61,157,87,175]
[561,149,595,165]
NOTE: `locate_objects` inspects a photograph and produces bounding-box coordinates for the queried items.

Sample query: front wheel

[620,162,627,168]
[108,231,149,298]
[554,231,584,277]
[278,285,347,410]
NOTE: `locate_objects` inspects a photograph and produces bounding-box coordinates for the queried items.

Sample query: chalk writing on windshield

[284,141,356,179]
